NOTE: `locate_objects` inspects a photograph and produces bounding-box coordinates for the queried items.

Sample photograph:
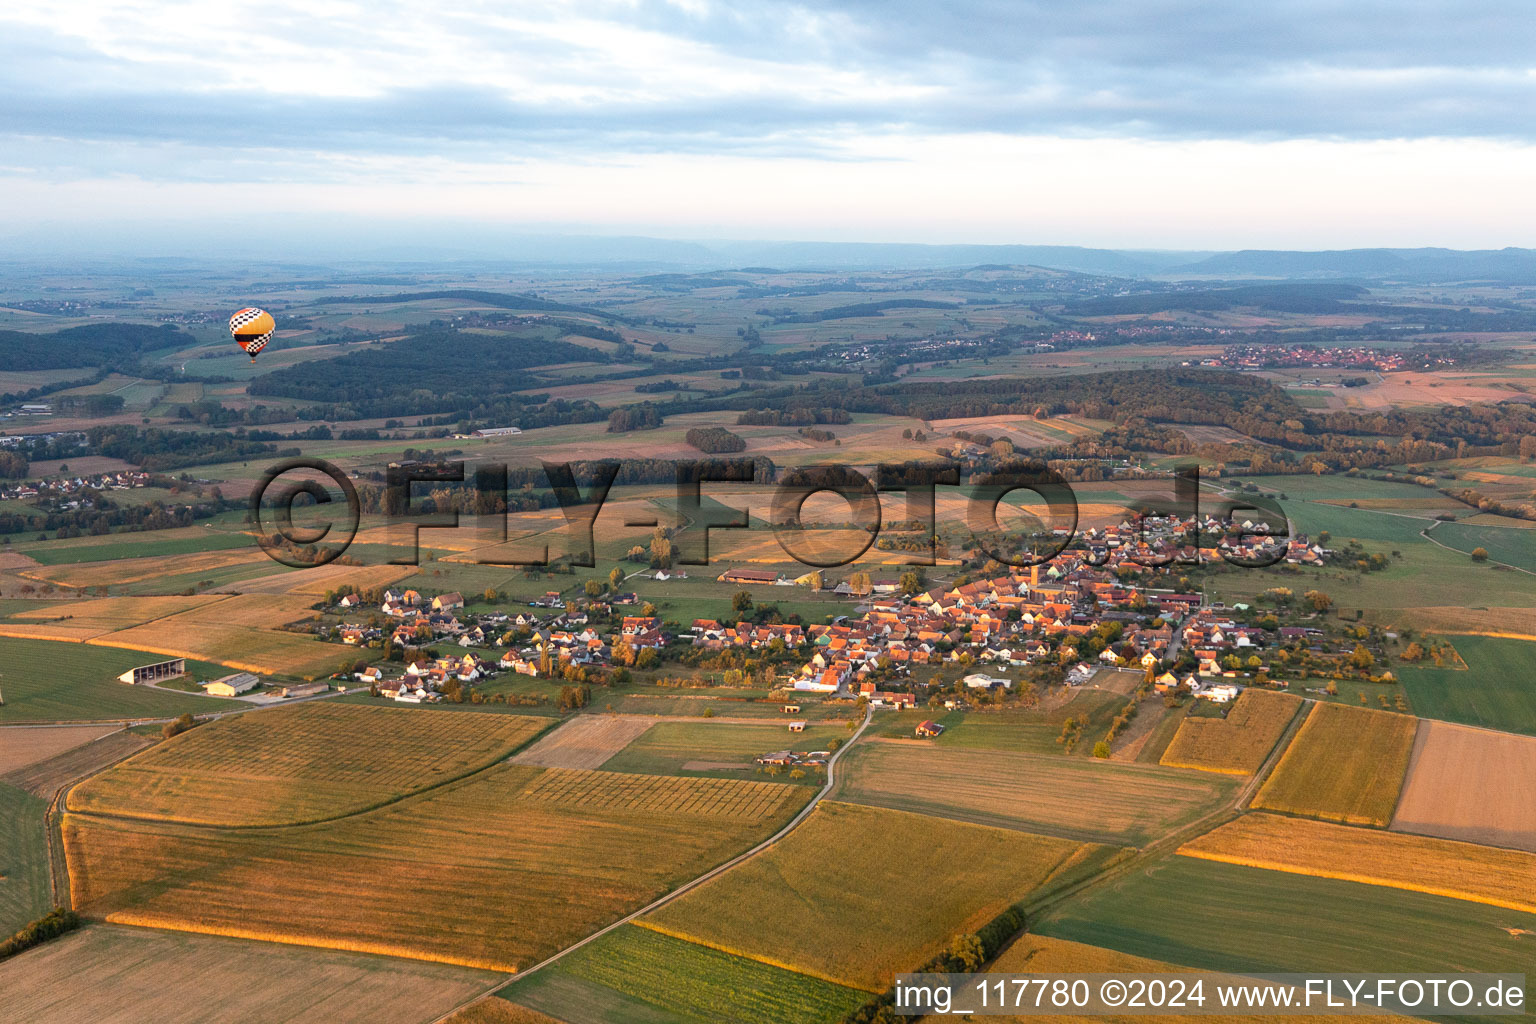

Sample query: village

[319,510,1365,729]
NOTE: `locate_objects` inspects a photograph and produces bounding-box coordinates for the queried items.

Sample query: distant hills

[4,218,1536,282]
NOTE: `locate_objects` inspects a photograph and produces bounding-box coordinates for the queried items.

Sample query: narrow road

[426,703,876,1024]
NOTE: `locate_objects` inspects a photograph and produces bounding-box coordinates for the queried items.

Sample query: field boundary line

[444,704,875,1020]
[1421,519,1536,576]
[41,727,152,908]
[1173,847,1536,915]
[63,714,554,833]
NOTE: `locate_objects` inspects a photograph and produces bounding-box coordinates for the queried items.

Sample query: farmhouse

[718,568,780,586]
[117,658,186,685]
[915,720,945,737]
[205,673,260,696]
[432,592,465,611]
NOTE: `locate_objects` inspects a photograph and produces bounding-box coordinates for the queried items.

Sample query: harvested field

[1179,813,1536,914]
[7,595,217,636]
[65,765,809,971]
[69,703,549,826]
[89,593,340,676]
[1,730,154,798]
[510,714,657,770]
[0,924,496,1024]
[2,592,347,677]
[968,934,1399,1024]
[0,723,122,774]
[1391,720,1536,852]
[278,563,418,596]
[1251,703,1417,826]
[1160,690,1301,775]
[444,1000,567,1024]
[645,801,1111,990]
[833,741,1236,846]
[501,924,867,1024]
[23,549,265,589]
[520,766,796,821]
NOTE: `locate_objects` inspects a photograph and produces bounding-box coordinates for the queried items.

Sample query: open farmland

[1,729,153,797]
[443,1000,565,1024]
[0,782,50,934]
[0,723,121,774]
[92,593,342,676]
[1251,703,1416,826]
[598,719,849,781]
[65,765,809,971]
[2,595,217,641]
[509,714,657,770]
[1179,813,1536,914]
[14,529,256,566]
[0,924,497,1024]
[0,638,242,722]
[68,703,550,826]
[966,934,1398,1024]
[645,801,1114,990]
[1159,690,1301,775]
[832,740,1237,845]
[1391,720,1536,851]
[501,924,867,1024]
[22,548,267,589]
[1035,856,1536,982]
[1396,636,1536,735]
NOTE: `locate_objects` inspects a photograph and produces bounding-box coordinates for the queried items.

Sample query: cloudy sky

[3,0,1535,249]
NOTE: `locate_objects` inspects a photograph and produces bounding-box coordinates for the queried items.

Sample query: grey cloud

[2,0,1535,182]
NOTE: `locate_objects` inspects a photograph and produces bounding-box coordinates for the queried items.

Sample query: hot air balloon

[230,307,275,362]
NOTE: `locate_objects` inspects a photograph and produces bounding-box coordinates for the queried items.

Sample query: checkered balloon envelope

[229,307,275,360]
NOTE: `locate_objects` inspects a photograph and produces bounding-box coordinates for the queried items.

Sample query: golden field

[1160,691,1301,775]
[1178,813,1536,914]
[644,801,1110,991]
[954,934,1399,1024]
[1252,703,1417,826]
[87,593,338,675]
[0,923,495,1024]
[832,740,1237,846]
[21,549,267,589]
[68,703,549,826]
[1,592,348,675]
[65,765,810,972]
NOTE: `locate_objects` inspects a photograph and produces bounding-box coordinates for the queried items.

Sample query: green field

[600,720,848,782]
[867,689,1127,756]
[0,782,51,935]
[18,531,256,566]
[646,801,1112,990]
[0,639,243,723]
[1035,856,1536,989]
[1429,520,1536,572]
[833,742,1236,845]
[1397,635,1536,735]
[1241,474,1452,503]
[500,925,866,1024]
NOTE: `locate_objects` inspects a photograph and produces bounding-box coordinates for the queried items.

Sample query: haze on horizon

[4,0,1536,253]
